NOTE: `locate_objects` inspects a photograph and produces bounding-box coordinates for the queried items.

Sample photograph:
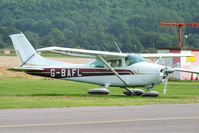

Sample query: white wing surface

[37,46,193,59]
[37,46,127,59]
[174,67,199,74]
[140,53,193,58]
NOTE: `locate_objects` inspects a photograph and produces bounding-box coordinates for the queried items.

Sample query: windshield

[125,54,145,66]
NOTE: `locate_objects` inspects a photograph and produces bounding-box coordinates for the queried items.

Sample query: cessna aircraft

[9,33,199,97]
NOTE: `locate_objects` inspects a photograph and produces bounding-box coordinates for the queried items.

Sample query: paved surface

[0,104,199,133]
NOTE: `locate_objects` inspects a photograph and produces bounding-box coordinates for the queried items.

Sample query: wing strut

[98,55,133,93]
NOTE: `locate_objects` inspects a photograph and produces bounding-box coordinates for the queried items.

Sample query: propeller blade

[172,63,179,68]
[164,76,169,94]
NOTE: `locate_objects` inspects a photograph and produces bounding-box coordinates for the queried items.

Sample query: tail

[10,33,68,68]
[10,33,38,66]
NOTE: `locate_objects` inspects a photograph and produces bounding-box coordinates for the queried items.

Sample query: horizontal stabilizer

[8,67,44,72]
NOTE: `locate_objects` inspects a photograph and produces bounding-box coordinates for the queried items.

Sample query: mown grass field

[0,78,199,109]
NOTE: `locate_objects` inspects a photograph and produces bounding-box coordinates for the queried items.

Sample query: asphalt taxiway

[0,104,199,133]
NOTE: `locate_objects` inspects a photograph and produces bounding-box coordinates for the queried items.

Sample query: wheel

[141,91,159,97]
[131,89,144,96]
[123,89,144,96]
[88,88,110,95]
[123,90,133,96]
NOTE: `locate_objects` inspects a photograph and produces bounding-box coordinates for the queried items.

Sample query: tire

[88,88,110,95]
[123,90,133,96]
[141,91,159,97]
[123,89,144,96]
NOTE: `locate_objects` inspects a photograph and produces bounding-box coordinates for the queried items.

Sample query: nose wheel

[141,91,159,97]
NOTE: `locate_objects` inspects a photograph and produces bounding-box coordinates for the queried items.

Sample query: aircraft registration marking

[50,68,82,78]
[27,68,134,78]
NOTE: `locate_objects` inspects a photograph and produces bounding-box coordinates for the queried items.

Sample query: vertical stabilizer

[10,33,36,66]
[10,33,70,68]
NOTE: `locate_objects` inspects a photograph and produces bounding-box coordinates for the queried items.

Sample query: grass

[0,77,199,109]
[0,53,16,56]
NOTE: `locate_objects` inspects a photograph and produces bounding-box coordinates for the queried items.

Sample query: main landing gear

[88,84,159,97]
[123,89,144,96]
[87,84,110,95]
[123,87,159,97]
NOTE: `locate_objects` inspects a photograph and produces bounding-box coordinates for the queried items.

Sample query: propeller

[163,66,176,94]
[155,57,178,94]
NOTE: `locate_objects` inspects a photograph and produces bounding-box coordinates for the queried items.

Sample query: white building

[158,48,199,80]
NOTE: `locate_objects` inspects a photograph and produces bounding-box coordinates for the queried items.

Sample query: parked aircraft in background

[9,33,199,97]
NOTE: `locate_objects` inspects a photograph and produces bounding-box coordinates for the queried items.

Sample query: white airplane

[9,33,199,97]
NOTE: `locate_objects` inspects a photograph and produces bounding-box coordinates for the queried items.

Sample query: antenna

[99,43,107,51]
[114,42,122,53]
[160,21,199,48]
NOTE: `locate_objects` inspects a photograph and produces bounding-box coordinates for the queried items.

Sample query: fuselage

[26,61,165,88]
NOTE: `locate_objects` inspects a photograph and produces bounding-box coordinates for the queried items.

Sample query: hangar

[158,47,199,80]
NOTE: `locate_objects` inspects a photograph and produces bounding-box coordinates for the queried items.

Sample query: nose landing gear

[141,90,159,97]
[141,87,159,97]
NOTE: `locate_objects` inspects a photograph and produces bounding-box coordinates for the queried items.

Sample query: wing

[37,46,127,59]
[174,67,199,74]
[37,46,193,59]
[140,53,193,58]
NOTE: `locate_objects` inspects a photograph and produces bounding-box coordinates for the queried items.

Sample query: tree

[120,33,143,52]
[0,35,4,48]
[0,0,199,50]
[24,31,40,49]
[43,28,65,47]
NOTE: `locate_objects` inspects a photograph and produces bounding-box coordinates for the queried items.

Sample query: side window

[90,59,122,68]
[125,59,131,66]
[90,60,105,68]
[107,60,122,68]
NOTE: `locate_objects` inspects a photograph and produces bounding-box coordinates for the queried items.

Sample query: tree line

[0,0,199,52]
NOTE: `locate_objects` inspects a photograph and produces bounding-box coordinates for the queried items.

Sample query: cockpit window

[125,54,145,66]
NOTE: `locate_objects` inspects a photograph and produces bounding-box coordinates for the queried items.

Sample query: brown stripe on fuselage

[26,68,134,78]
